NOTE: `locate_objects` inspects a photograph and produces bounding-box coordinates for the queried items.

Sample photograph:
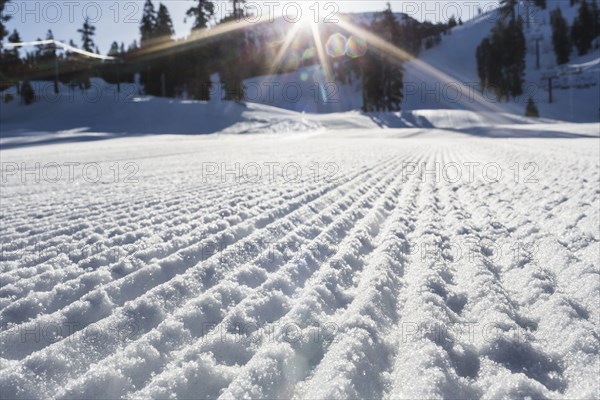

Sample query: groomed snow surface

[1,129,599,399]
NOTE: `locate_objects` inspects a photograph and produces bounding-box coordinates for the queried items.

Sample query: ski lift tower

[532,29,544,70]
[541,71,559,104]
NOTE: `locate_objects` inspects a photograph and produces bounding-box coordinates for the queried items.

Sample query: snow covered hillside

[2,3,598,133]
[241,3,600,121]
[1,129,598,399]
[403,1,600,121]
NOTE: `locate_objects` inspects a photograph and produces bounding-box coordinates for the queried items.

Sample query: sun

[271,3,333,81]
[299,3,318,26]
[282,2,318,27]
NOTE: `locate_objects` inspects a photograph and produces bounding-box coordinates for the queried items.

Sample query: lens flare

[302,47,316,61]
[284,53,300,70]
[326,33,347,58]
[346,36,367,58]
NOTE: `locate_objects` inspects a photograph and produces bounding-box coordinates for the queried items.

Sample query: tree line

[476,0,599,117]
[1,0,456,111]
[550,0,599,66]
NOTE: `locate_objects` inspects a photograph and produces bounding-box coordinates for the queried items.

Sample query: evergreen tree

[78,18,96,52]
[41,30,57,60]
[231,0,246,19]
[75,19,96,89]
[140,0,157,45]
[360,51,384,111]
[186,0,215,30]
[476,38,492,89]
[128,40,139,52]
[571,0,596,55]
[525,97,539,117]
[155,3,174,38]
[152,4,176,97]
[40,30,59,93]
[108,41,120,57]
[361,3,404,111]
[476,17,526,100]
[0,0,12,51]
[593,1,600,43]
[505,17,526,99]
[219,40,245,101]
[6,29,20,57]
[378,4,404,111]
[448,16,457,28]
[216,2,249,102]
[21,79,35,104]
[104,41,123,92]
[550,8,571,64]
[138,0,161,96]
[1,29,22,89]
[34,37,44,61]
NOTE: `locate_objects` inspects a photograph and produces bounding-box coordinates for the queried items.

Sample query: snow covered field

[1,127,598,399]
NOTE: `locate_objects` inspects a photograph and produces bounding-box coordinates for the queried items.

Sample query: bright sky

[4,1,500,55]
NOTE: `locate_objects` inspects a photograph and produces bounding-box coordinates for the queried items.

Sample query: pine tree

[476,38,492,89]
[155,3,174,38]
[34,38,44,61]
[448,16,457,28]
[525,97,539,117]
[361,3,404,111]
[108,41,120,57]
[1,29,22,89]
[231,0,246,19]
[39,30,59,93]
[140,0,157,45]
[75,19,96,89]
[216,1,249,102]
[0,0,12,51]
[78,18,96,52]
[476,18,526,100]
[379,4,403,111]
[550,8,571,64]
[21,80,35,104]
[128,40,139,52]
[360,52,384,112]
[506,17,526,99]
[7,29,20,57]
[572,0,596,55]
[186,0,215,30]
[41,29,56,60]
[152,4,176,97]
[593,0,600,44]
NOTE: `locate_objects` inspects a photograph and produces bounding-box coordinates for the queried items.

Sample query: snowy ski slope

[1,130,598,399]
